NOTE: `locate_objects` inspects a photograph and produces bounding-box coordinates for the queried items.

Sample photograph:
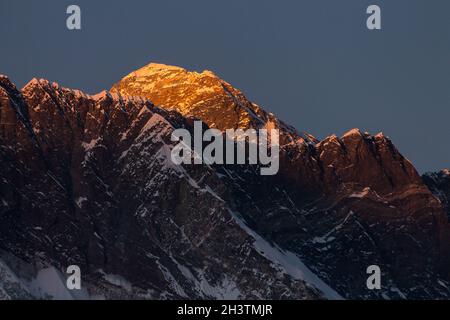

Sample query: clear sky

[1,0,449,173]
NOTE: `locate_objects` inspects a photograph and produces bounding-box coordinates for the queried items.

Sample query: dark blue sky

[1,0,449,172]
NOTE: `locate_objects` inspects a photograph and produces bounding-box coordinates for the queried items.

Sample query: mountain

[0,62,450,299]
[113,63,450,299]
[111,64,424,193]
[0,75,330,299]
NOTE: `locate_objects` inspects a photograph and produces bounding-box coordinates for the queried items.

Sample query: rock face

[0,62,450,299]
[112,63,275,132]
[423,170,450,218]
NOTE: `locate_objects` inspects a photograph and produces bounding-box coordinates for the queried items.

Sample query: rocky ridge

[0,63,449,299]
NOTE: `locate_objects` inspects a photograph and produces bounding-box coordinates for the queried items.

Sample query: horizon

[3,65,443,176]
[1,0,450,173]
[1,62,447,175]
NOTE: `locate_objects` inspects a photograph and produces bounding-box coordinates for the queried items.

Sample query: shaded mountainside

[0,62,449,299]
[423,170,450,218]
[0,75,328,299]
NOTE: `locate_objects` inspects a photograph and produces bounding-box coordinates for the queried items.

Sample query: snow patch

[99,270,132,293]
[82,138,100,151]
[229,210,343,300]
[76,197,87,209]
